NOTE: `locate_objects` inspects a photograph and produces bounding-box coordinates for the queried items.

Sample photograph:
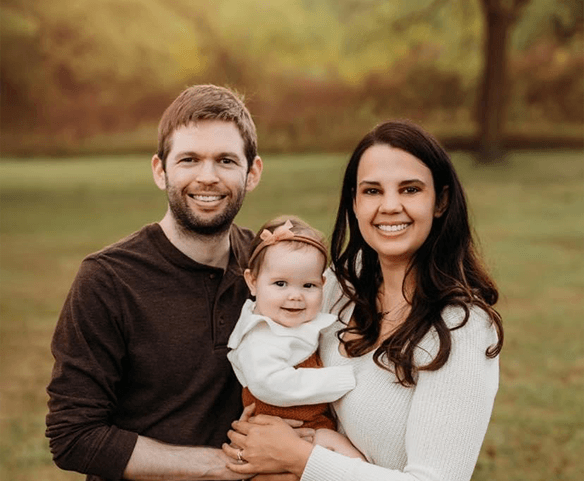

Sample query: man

[46,85,263,480]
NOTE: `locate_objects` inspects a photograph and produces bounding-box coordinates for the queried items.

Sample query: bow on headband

[259,219,295,245]
[248,219,328,266]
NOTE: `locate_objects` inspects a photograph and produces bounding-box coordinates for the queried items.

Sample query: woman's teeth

[377,223,409,232]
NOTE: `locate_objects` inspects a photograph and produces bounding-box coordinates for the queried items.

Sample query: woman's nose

[379,192,403,213]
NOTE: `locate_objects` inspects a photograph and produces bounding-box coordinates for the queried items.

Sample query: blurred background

[1,0,583,158]
[1,0,583,480]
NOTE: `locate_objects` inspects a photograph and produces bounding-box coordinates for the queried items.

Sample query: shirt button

[219,316,225,325]
[209,273,216,279]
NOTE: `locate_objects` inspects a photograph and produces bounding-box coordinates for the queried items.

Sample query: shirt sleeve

[231,332,355,407]
[301,307,499,481]
[46,257,138,479]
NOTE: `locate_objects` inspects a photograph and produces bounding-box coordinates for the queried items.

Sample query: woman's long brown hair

[330,120,503,387]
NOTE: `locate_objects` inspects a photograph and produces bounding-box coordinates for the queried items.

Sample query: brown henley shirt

[46,223,253,480]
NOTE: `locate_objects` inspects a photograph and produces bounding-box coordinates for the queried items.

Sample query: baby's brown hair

[247,216,328,276]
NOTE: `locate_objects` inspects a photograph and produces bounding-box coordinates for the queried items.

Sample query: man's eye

[220,158,235,165]
[181,157,194,163]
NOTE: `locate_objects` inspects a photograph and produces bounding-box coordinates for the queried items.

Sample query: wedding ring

[237,449,245,462]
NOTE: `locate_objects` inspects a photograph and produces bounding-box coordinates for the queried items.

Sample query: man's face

[153,120,261,236]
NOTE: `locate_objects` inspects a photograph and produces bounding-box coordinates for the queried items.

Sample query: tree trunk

[477,1,515,163]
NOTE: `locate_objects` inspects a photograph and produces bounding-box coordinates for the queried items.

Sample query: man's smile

[188,193,226,202]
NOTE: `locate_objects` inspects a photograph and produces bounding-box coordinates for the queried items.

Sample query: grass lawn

[1,150,583,480]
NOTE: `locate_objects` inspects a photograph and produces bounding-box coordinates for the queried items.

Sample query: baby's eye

[303,283,316,288]
[274,281,286,287]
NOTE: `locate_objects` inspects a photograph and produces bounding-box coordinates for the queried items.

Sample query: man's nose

[195,160,220,184]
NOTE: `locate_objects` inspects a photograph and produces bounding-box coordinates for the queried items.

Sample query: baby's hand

[313,428,366,460]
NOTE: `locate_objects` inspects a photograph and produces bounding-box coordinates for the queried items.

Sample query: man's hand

[123,436,253,480]
[282,418,314,444]
[240,405,315,443]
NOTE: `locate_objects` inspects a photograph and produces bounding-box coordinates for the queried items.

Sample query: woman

[223,120,504,481]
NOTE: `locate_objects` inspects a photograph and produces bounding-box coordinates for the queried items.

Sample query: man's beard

[166,182,245,237]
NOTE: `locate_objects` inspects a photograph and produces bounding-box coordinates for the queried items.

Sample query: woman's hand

[222,414,313,477]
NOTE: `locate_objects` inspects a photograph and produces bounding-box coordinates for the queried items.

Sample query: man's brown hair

[157,84,257,170]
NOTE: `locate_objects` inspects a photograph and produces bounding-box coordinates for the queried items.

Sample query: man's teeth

[377,224,409,232]
[192,195,222,202]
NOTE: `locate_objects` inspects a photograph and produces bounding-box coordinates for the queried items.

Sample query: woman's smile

[375,223,411,234]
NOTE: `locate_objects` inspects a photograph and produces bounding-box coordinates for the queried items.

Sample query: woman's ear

[243,269,257,296]
[434,186,449,218]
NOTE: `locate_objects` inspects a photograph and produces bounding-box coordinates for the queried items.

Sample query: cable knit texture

[300,270,500,481]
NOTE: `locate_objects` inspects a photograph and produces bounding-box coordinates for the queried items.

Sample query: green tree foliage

[1,0,581,154]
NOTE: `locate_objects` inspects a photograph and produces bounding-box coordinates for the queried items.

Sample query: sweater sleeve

[301,307,499,481]
[231,333,355,407]
[46,258,138,479]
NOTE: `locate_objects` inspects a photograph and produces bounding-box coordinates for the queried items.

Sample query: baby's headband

[248,220,328,266]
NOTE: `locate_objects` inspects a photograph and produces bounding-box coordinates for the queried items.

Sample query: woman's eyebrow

[358,180,382,187]
[399,179,427,186]
[358,179,428,186]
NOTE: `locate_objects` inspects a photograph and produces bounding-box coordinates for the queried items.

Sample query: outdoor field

[1,150,583,480]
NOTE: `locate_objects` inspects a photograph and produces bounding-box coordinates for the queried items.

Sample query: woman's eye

[403,186,421,194]
[363,188,379,195]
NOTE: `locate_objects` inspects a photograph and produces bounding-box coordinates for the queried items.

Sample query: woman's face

[353,144,443,265]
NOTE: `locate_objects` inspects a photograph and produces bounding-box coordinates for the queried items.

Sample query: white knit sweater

[301,272,499,481]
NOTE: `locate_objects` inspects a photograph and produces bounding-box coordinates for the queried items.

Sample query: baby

[228,216,356,432]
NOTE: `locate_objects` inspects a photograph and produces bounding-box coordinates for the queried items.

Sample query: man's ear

[245,156,263,193]
[152,155,167,191]
[243,269,257,296]
[434,186,449,218]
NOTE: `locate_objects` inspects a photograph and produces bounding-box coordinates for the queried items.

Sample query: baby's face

[246,242,326,327]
